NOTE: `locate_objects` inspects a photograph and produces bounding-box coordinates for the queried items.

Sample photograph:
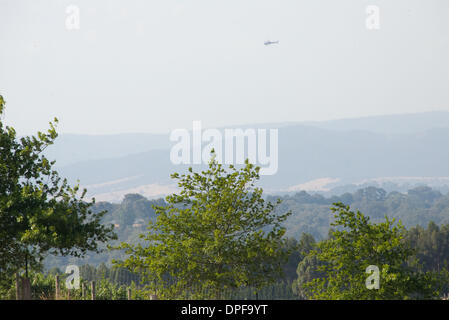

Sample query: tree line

[1,94,448,300]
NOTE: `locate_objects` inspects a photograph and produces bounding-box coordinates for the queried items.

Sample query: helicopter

[264,40,279,46]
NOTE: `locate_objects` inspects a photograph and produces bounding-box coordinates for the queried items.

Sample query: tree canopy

[300,203,440,299]
[0,95,116,285]
[113,152,292,299]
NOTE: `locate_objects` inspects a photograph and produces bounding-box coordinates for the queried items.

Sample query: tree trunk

[21,277,31,300]
[91,281,96,300]
[55,275,60,300]
[81,282,86,299]
[15,273,21,300]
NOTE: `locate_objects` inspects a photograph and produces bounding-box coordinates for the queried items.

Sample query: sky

[0,0,448,135]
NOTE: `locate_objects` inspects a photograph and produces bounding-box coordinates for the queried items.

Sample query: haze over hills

[46,111,449,202]
[301,111,449,134]
[44,133,168,167]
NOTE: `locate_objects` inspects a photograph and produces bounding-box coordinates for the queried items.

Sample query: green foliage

[113,152,292,299]
[302,203,441,300]
[0,266,145,300]
[407,222,449,273]
[279,186,449,240]
[0,95,116,286]
[79,263,141,286]
[44,185,449,269]
[291,233,324,299]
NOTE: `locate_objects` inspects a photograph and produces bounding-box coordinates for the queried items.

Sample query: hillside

[44,185,449,269]
[53,126,449,201]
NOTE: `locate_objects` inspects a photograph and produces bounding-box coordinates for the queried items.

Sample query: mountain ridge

[45,111,449,202]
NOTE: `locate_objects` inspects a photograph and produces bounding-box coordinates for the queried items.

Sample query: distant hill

[45,133,168,167]
[47,111,449,165]
[45,111,449,201]
[302,111,449,134]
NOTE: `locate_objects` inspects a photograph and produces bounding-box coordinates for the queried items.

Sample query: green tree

[0,95,116,287]
[292,254,324,299]
[407,222,449,273]
[291,233,324,299]
[113,152,292,299]
[303,203,439,300]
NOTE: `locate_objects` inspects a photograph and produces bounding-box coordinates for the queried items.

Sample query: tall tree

[113,151,292,299]
[302,203,440,299]
[291,233,323,299]
[0,95,116,286]
[407,222,449,273]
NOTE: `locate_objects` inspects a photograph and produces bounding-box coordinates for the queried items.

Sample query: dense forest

[12,208,449,300]
[45,185,449,269]
[37,186,449,300]
[273,185,449,239]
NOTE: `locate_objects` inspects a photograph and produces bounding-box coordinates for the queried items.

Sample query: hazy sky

[1,0,448,134]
